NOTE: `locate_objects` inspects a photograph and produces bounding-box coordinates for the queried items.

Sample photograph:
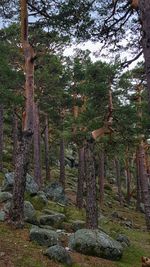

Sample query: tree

[9,0,35,227]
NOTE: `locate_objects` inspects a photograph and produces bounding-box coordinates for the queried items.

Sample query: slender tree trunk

[85,141,98,229]
[9,0,35,227]
[139,0,150,107]
[138,143,150,230]
[98,151,105,207]
[33,102,41,188]
[76,147,85,209]
[125,155,131,204]
[136,149,142,211]
[0,105,3,172]
[44,114,50,181]
[59,137,65,188]
[12,109,18,166]
[115,158,122,205]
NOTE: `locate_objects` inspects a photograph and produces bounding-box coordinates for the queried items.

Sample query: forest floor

[0,169,150,267]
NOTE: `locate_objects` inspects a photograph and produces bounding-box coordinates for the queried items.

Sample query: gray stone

[24,201,36,224]
[71,220,86,231]
[45,182,68,205]
[140,203,145,213]
[116,234,130,247]
[37,191,48,204]
[69,229,123,260]
[0,211,6,221]
[39,213,66,228]
[0,192,12,203]
[30,226,58,247]
[44,245,72,266]
[2,172,38,194]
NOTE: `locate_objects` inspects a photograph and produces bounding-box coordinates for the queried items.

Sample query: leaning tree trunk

[139,0,150,108]
[59,137,65,188]
[12,109,18,166]
[44,114,50,181]
[138,143,150,231]
[76,147,85,209]
[9,0,35,227]
[115,158,122,205]
[0,105,4,172]
[85,141,98,229]
[98,151,105,207]
[33,102,42,189]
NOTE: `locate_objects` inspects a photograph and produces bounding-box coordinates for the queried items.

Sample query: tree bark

[138,143,150,230]
[44,114,50,181]
[59,137,65,188]
[0,105,3,172]
[136,149,142,211]
[9,0,34,227]
[85,141,98,229]
[33,102,42,188]
[115,158,122,205]
[76,147,85,209]
[139,0,150,108]
[12,109,18,166]
[98,151,105,207]
[125,155,131,204]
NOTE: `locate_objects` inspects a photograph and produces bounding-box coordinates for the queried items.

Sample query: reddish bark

[12,109,18,166]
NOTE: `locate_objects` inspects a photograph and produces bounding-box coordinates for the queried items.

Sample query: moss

[0,171,4,186]
[46,201,65,214]
[64,206,85,221]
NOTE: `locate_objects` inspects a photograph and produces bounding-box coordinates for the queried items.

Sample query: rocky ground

[0,169,150,267]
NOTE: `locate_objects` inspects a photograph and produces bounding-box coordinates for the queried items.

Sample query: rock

[140,203,145,213]
[0,192,12,203]
[0,211,6,221]
[24,201,37,224]
[69,229,123,260]
[123,220,133,228]
[116,234,130,247]
[2,172,38,194]
[71,220,86,231]
[3,200,37,224]
[30,226,58,247]
[31,192,48,210]
[39,213,66,228]
[44,245,72,266]
[45,182,68,205]
[37,191,48,204]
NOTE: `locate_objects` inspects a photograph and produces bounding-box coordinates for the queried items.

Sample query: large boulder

[116,234,130,248]
[30,226,58,247]
[45,182,68,205]
[39,213,66,228]
[24,201,36,224]
[69,229,123,260]
[44,245,72,266]
[0,192,12,203]
[2,172,38,194]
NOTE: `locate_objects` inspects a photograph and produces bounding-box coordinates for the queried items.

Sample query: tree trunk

[98,151,105,207]
[12,109,18,166]
[9,0,34,227]
[125,156,131,204]
[33,102,42,188]
[0,105,3,172]
[138,143,150,230]
[85,141,98,229]
[76,147,85,209]
[44,114,50,181]
[139,0,150,107]
[59,137,65,188]
[136,149,142,211]
[115,158,122,205]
